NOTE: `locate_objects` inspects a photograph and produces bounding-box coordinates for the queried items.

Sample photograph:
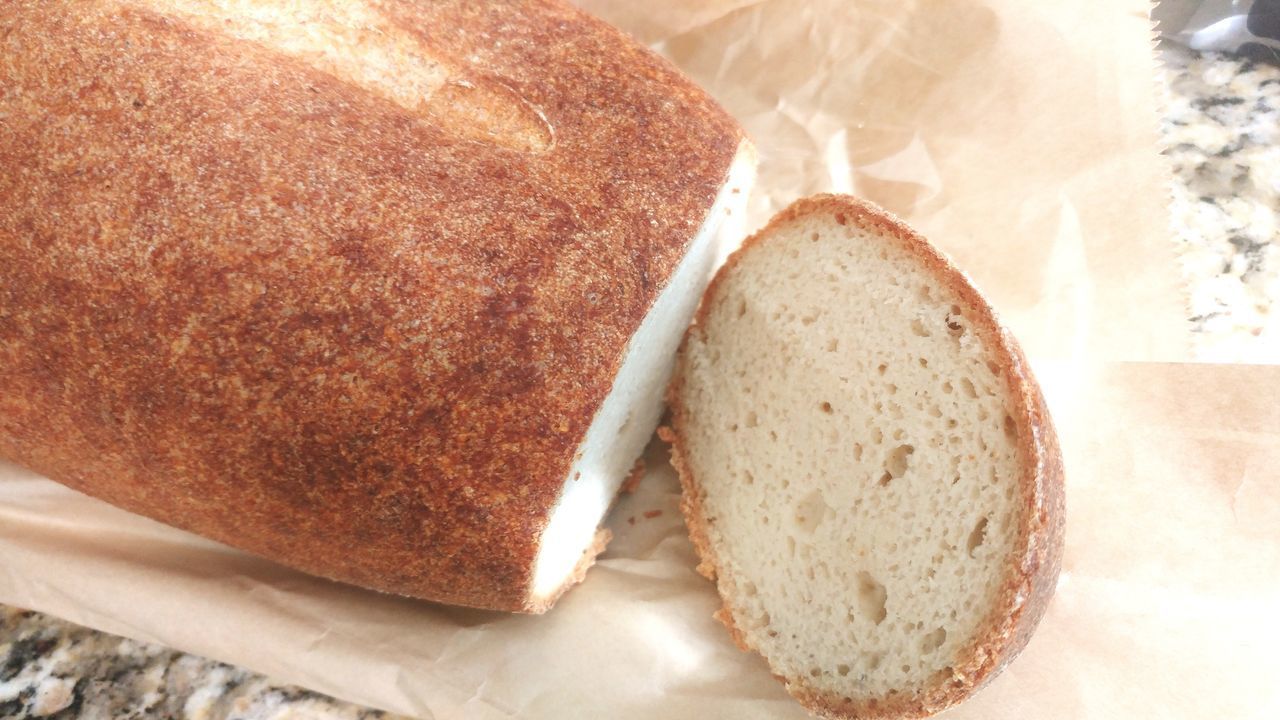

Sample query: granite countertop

[2,43,1277,720]
[1164,45,1279,361]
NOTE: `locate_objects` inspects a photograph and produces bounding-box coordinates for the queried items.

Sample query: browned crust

[664,194,1065,718]
[0,1,741,613]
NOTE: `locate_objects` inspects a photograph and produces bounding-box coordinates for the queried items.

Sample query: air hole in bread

[921,627,947,653]
[960,377,979,399]
[820,401,834,414]
[855,572,887,625]
[745,411,759,428]
[794,490,831,534]
[910,318,930,337]
[946,311,966,338]
[885,440,916,479]
[1002,414,1017,441]
[967,516,989,557]
[826,338,839,352]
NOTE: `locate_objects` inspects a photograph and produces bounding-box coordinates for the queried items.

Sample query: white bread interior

[530,142,756,602]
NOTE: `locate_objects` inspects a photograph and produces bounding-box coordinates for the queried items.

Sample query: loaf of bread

[0,0,752,612]
[663,196,1064,718]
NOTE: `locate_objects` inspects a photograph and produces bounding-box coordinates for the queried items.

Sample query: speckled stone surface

[1162,44,1280,362]
[0,608,404,719]
[2,44,1277,720]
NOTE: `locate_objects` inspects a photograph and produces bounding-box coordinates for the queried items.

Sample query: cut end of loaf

[667,195,1063,717]
[527,141,756,610]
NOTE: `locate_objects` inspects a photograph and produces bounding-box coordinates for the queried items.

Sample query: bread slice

[663,195,1064,718]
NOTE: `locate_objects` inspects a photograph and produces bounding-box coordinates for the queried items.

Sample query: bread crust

[664,194,1065,718]
[0,1,742,612]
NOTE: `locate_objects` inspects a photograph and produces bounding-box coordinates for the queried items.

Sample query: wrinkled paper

[5,1,1276,719]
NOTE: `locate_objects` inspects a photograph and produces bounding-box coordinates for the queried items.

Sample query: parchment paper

[5,1,1273,719]
[4,359,1279,719]
[579,0,1191,363]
